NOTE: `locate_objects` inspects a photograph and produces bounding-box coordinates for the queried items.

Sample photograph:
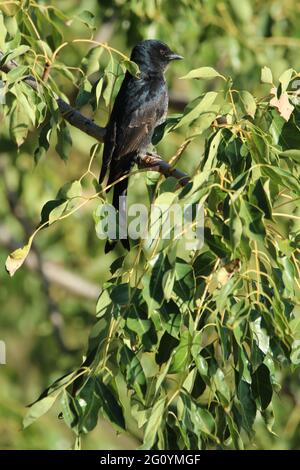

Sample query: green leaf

[279,68,294,93]
[0,11,6,49]
[57,180,82,199]
[95,77,103,107]
[81,47,103,76]
[6,65,29,82]
[52,63,75,82]
[250,317,270,355]
[291,340,300,365]
[237,380,256,434]
[9,101,30,146]
[251,364,273,410]
[103,57,116,108]
[239,200,266,242]
[110,283,130,305]
[75,77,92,108]
[61,390,82,430]
[77,377,102,433]
[236,347,251,383]
[159,300,181,338]
[261,166,300,195]
[226,413,244,449]
[55,121,72,161]
[39,180,82,225]
[175,92,219,129]
[140,396,166,450]
[119,345,147,400]
[173,258,195,302]
[193,252,217,277]
[126,307,152,337]
[214,368,231,406]
[178,394,217,443]
[156,331,179,365]
[279,149,300,163]
[229,0,252,22]
[95,381,125,430]
[280,256,295,297]
[261,66,273,84]
[77,10,96,29]
[230,208,243,251]
[169,330,190,373]
[122,60,140,77]
[162,269,176,301]
[250,178,272,219]
[180,67,225,80]
[202,129,223,171]
[204,227,230,258]
[261,405,277,435]
[34,119,53,163]
[191,337,208,379]
[96,289,111,318]
[0,45,30,65]
[143,253,166,311]
[40,199,65,225]
[240,90,256,118]
[23,393,61,428]
[86,317,111,360]
[48,201,68,224]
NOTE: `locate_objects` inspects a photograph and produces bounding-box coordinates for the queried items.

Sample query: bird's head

[130,39,183,74]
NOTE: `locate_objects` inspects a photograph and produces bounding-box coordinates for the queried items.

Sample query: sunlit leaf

[180,67,225,80]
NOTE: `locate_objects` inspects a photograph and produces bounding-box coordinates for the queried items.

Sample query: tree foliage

[0,0,300,450]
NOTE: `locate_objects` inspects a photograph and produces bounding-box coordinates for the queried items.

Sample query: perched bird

[99,39,183,252]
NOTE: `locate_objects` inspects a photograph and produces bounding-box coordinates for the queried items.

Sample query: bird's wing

[99,120,116,184]
[100,77,167,184]
[115,83,167,159]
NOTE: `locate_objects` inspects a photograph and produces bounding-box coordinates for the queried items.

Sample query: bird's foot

[135,151,163,168]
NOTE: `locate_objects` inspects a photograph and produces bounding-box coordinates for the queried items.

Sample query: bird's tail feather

[99,164,107,185]
[104,176,130,253]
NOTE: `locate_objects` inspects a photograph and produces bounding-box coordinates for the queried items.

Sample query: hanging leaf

[23,392,61,429]
[5,238,33,276]
[119,345,147,400]
[55,121,72,161]
[139,396,166,450]
[251,364,273,410]
[95,381,125,430]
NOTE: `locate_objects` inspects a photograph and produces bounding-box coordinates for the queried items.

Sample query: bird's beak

[167,52,184,61]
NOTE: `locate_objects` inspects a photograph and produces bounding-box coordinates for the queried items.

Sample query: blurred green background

[0,0,300,449]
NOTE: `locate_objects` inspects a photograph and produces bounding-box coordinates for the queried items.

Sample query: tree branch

[137,152,190,186]
[0,50,190,185]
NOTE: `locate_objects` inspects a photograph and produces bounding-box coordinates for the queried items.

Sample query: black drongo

[99,39,183,252]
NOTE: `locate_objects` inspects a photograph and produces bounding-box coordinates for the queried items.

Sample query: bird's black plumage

[99,39,183,252]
